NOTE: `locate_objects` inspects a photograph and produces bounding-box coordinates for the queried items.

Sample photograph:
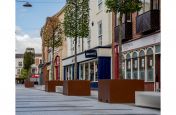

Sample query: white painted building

[63,0,113,88]
[15,54,24,78]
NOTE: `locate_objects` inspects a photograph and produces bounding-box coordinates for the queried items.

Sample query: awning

[31,74,40,78]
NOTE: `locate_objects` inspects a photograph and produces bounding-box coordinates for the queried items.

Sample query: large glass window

[132,52,138,79]
[147,48,154,81]
[79,64,83,80]
[139,50,145,80]
[95,61,98,81]
[126,53,131,79]
[85,63,89,80]
[90,62,94,81]
[122,55,125,79]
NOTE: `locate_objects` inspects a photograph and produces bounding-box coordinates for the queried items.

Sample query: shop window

[126,53,131,79]
[79,64,83,80]
[139,50,145,80]
[155,44,160,54]
[122,55,125,79]
[147,48,154,81]
[90,62,94,81]
[85,63,89,80]
[132,52,138,79]
[95,61,98,81]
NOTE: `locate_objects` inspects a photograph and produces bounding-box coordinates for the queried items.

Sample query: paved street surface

[16,85,160,115]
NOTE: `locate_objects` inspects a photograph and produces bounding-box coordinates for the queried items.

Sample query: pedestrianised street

[16,85,160,115]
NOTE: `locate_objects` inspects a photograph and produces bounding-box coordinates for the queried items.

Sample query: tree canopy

[105,0,142,14]
[64,0,89,38]
[42,17,63,48]
[23,51,35,71]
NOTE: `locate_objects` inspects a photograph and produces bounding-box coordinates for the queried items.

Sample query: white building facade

[62,0,113,89]
[15,54,24,78]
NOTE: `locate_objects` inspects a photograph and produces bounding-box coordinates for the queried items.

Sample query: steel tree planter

[45,80,63,92]
[63,80,91,96]
[98,79,144,103]
[24,81,34,88]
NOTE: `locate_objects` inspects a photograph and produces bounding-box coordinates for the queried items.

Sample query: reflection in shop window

[95,61,98,81]
[90,62,94,81]
[85,63,89,80]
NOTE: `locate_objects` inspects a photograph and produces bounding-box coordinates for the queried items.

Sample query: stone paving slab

[16,85,160,115]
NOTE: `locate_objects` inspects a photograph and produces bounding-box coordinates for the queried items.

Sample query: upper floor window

[98,0,103,11]
[138,0,160,15]
[18,62,22,67]
[98,20,102,46]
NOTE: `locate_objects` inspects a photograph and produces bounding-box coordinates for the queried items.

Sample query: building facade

[15,54,24,78]
[114,0,161,91]
[62,0,113,88]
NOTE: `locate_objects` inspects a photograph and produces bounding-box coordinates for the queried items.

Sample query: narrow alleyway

[16,85,160,115]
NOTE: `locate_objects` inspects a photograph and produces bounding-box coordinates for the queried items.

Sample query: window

[126,53,131,79]
[139,50,145,80]
[132,52,138,79]
[147,48,154,81]
[18,62,22,67]
[98,20,102,46]
[138,0,160,15]
[17,69,20,74]
[98,0,103,11]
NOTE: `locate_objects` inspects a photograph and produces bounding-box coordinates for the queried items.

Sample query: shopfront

[62,46,111,89]
[122,33,161,91]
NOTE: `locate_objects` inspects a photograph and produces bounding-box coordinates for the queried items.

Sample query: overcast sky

[15,0,66,54]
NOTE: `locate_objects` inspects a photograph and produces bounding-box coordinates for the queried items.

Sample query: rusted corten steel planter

[45,80,63,92]
[98,80,144,103]
[24,81,34,88]
[63,80,91,96]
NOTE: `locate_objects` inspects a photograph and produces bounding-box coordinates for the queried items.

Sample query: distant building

[15,54,24,78]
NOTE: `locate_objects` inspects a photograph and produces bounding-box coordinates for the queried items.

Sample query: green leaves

[64,0,89,39]
[23,51,35,71]
[105,0,142,14]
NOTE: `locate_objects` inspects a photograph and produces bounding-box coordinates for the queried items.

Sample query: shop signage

[85,50,97,58]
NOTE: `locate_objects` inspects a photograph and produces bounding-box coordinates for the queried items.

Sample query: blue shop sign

[85,50,97,58]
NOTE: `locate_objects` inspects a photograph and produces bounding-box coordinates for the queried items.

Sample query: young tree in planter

[105,0,142,79]
[64,0,89,80]
[19,68,28,79]
[42,17,63,80]
[23,51,35,78]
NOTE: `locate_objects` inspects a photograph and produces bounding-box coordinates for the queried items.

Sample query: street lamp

[23,2,32,7]
[16,0,32,7]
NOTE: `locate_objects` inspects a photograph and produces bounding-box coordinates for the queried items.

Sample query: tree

[64,0,89,80]
[23,51,35,78]
[42,17,63,80]
[105,0,142,79]
[19,68,28,79]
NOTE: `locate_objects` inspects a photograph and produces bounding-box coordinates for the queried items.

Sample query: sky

[15,0,66,54]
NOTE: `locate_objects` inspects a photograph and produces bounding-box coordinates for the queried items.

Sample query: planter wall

[98,80,144,103]
[63,80,90,96]
[45,80,63,92]
[24,81,34,88]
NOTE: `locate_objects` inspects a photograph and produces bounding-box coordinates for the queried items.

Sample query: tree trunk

[112,12,117,79]
[51,34,55,80]
[74,37,78,80]
[74,0,78,80]
[118,13,123,79]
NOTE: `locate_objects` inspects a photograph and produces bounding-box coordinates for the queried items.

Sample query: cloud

[15,26,42,54]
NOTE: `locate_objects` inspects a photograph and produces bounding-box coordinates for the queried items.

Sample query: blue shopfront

[62,46,112,89]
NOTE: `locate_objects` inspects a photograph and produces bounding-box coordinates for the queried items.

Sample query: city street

[16,85,160,115]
